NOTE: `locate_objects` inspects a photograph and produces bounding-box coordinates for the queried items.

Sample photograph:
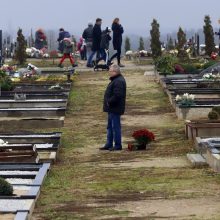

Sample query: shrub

[212,106,220,115]
[208,111,219,120]
[181,64,197,74]
[0,178,13,196]
[203,61,218,70]
[0,70,13,91]
[155,55,176,75]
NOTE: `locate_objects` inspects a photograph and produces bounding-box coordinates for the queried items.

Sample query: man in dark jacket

[87,18,102,67]
[83,22,93,61]
[110,18,124,67]
[96,27,112,64]
[100,64,126,151]
[57,28,71,53]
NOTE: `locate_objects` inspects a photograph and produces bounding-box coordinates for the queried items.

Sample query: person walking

[109,18,125,67]
[87,18,102,67]
[77,37,86,60]
[96,27,112,64]
[57,28,71,53]
[100,64,127,151]
[58,38,77,68]
[82,22,93,61]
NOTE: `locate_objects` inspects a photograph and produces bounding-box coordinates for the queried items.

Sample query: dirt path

[33,67,220,220]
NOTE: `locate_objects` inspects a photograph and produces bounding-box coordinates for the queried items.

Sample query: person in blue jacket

[57,28,71,53]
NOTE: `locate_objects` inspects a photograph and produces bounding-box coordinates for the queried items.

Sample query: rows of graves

[0,77,71,219]
[156,64,220,173]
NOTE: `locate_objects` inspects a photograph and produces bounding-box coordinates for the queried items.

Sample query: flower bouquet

[1,65,16,75]
[128,129,155,151]
[175,93,195,106]
[203,73,216,81]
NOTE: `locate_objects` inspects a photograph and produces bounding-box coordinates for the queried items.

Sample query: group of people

[34,17,125,69]
[83,17,125,68]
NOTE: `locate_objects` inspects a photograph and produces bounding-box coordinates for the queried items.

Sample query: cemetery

[1,1,220,218]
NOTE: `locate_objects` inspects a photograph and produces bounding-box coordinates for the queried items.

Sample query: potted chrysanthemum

[128,129,155,151]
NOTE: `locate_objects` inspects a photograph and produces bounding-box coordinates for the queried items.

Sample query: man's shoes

[109,147,122,151]
[72,64,78,68]
[58,63,63,68]
[99,145,112,151]
[118,64,125,68]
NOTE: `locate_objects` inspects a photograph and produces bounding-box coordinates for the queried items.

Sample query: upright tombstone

[196,34,200,56]
[0,30,2,66]
[218,19,220,56]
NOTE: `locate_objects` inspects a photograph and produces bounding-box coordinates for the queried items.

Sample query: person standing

[77,37,86,60]
[83,22,93,61]
[57,28,71,53]
[100,64,127,151]
[35,29,47,50]
[109,18,125,67]
[87,18,102,68]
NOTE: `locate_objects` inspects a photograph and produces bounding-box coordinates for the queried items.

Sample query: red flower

[132,129,155,144]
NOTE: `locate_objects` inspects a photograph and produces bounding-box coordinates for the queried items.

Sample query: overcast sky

[0,0,220,36]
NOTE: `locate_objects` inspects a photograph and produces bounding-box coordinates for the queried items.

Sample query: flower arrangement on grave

[203,73,217,81]
[0,177,13,196]
[1,65,16,74]
[175,93,195,106]
[128,129,155,151]
[49,84,64,90]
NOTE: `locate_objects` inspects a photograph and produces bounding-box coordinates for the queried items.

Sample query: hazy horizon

[0,0,220,38]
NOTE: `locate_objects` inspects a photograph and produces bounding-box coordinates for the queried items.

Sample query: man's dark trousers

[106,113,122,149]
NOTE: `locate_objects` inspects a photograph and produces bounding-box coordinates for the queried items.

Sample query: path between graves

[33,67,220,220]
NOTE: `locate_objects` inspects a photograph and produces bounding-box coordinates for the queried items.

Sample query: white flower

[175,95,181,101]
[189,94,195,100]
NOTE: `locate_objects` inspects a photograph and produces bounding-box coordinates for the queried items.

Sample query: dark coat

[112,23,124,50]
[103,74,126,115]
[92,24,102,51]
[100,30,112,50]
[35,31,47,50]
[57,31,71,42]
[82,25,93,43]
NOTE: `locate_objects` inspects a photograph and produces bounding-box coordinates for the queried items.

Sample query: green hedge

[0,178,13,196]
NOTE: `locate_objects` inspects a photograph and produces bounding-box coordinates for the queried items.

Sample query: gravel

[34,144,53,149]
[13,186,31,191]
[6,178,33,185]
[0,199,34,212]
[0,171,38,175]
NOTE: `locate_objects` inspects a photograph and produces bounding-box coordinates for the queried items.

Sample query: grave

[0,99,67,108]
[176,104,212,120]
[0,132,62,163]
[0,163,50,220]
[0,132,62,144]
[0,107,66,117]
[0,117,65,129]
[196,137,220,172]
[185,120,220,140]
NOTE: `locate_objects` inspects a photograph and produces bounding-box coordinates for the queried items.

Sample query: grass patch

[34,69,220,219]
